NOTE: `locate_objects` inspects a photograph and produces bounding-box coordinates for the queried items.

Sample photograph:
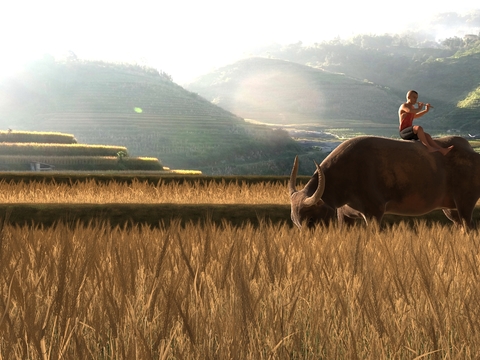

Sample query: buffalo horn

[303,161,325,207]
[289,156,299,196]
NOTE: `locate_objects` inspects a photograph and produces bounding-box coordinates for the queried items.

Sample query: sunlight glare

[0,57,25,81]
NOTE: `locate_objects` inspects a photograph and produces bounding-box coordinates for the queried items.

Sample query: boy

[399,90,453,155]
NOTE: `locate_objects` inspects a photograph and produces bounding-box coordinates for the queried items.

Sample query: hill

[239,36,480,132]
[0,58,313,175]
[186,57,403,129]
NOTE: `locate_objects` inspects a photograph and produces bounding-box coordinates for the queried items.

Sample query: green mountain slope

[187,57,403,127]
[432,53,480,130]
[0,59,306,174]
[243,38,480,132]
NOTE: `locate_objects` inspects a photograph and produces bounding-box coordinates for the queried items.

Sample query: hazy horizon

[1,0,479,84]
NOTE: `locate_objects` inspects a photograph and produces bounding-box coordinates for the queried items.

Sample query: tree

[116,151,127,161]
[441,37,464,51]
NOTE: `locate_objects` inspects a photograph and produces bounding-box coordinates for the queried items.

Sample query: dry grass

[1,178,479,358]
[0,179,289,204]
[0,143,127,156]
[0,178,477,208]
[1,219,480,359]
[0,130,76,144]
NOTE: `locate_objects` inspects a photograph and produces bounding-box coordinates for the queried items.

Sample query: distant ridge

[236,39,480,132]
[0,59,303,174]
[186,57,402,126]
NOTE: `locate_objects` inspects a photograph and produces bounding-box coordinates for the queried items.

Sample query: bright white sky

[0,0,479,83]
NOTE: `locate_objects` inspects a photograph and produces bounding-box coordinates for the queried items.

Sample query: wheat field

[0,179,290,204]
[1,179,480,359]
[1,219,480,359]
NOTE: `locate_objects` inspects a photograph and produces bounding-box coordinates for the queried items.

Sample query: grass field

[1,219,480,358]
[0,176,477,229]
[1,177,480,358]
[0,178,289,204]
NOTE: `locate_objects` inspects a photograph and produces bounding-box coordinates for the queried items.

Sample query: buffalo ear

[303,197,324,207]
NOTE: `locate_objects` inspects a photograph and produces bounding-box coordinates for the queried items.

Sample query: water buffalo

[289,136,480,229]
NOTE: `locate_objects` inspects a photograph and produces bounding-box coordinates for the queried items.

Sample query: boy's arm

[414,102,430,118]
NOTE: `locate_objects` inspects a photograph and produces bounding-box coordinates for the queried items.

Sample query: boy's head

[406,90,418,102]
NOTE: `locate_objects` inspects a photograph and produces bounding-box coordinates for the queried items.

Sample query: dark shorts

[400,126,418,141]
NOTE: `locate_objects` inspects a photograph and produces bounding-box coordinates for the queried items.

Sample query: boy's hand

[425,103,431,111]
[417,102,424,109]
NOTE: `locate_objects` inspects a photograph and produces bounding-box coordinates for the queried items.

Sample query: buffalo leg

[443,209,462,226]
[457,203,476,230]
[358,203,385,227]
[337,205,366,227]
[451,197,478,230]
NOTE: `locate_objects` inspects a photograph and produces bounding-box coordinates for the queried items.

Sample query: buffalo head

[289,156,335,228]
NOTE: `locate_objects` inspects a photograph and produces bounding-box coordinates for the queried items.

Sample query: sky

[1,0,479,84]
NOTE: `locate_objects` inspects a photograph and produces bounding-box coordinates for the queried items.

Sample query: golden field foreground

[1,220,480,359]
[0,177,478,206]
[0,178,289,204]
[1,177,480,358]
